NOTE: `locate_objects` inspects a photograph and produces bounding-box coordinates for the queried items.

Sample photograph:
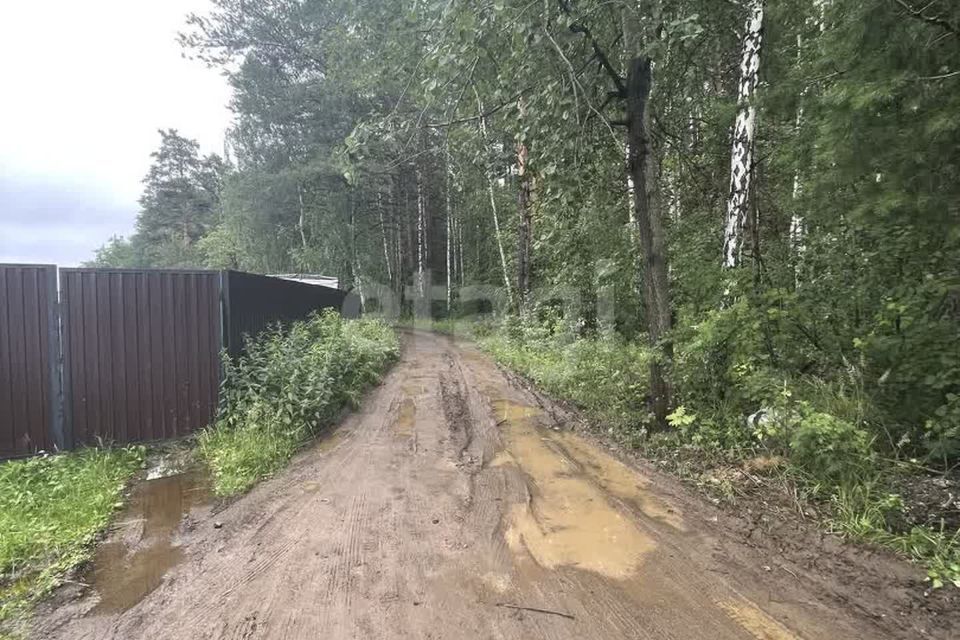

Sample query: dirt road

[33,331,951,639]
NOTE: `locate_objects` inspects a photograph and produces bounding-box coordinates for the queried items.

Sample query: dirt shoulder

[27,331,959,639]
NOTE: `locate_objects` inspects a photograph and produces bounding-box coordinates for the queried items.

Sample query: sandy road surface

[32,331,951,639]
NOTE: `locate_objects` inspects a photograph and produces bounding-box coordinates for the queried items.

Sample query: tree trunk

[457,205,465,286]
[723,0,764,269]
[445,138,453,312]
[487,178,513,308]
[516,99,533,314]
[474,87,514,309]
[297,182,308,250]
[416,164,426,299]
[516,138,533,314]
[349,192,365,311]
[626,56,673,431]
[378,190,393,286]
[399,171,412,311]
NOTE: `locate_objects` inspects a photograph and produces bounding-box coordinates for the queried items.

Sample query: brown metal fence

[60,269,222,446]
[0,264,62,457]
[0,265,353,458]
[222,270,358,356]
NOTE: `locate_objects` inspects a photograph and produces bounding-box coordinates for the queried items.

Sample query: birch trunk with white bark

[378,191,393,286]
[297,183,308,250]
[416,165,426,299]
[724,0,764,269]
[474,88,514,308]
[445,139,453,312]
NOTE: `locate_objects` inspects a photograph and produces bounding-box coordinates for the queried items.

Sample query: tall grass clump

[478,315,652,433]
[199,311,398,496]
[0,447,144,624]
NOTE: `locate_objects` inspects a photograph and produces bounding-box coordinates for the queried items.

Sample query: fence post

[219,270,231,357]
[47,267,69,451]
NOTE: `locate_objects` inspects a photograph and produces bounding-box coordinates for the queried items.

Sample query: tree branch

[916,69,960,80]
[424,90,527,128]
[557,0,627,96]
[892,0,960,37]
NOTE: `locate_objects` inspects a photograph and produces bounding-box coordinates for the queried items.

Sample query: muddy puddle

[87,469,212,615]
[393,381,423,437]
[553,430,686,531]
[491,399,688,580]
[395,397,416,436]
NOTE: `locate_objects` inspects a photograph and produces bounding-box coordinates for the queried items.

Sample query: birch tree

[723,0,764,269]
[475,88,514,309]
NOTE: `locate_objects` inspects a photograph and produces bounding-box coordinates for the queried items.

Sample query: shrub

[199,312,398,496]
[790,412,875,487]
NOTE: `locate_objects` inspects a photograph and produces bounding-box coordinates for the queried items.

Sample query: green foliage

[198,312,398,496]
[789,413,875,487]
[0,447,145,624]
[83,235,144,268]
[666,406,697,429]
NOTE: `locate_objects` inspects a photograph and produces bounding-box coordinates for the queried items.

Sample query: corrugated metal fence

[0,265,62,457]
[223,271,358,356]
[0,266,355,458]
[61,270,222,446]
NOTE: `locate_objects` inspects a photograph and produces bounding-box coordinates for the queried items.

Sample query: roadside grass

[480,329,652,433]
[827,483,960,589]
[469,318,960,590]
[199,312,399,497]
[0,447,145,626]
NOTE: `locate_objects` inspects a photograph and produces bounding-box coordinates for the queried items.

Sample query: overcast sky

[0,1,231,266]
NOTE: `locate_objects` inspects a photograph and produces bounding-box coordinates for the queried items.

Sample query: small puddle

[88,469,211,614]
[394,398,416,436]
[492,400,657,580]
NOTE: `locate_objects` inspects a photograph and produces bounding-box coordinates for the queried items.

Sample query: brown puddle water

[491,400,658,580]
[553,430,686,531]
[88,470,212,615]
[393,384,421,437]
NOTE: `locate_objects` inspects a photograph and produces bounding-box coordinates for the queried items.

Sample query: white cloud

[0,0,230,264]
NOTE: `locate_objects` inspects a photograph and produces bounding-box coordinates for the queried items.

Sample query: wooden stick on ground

[495,602,576,621]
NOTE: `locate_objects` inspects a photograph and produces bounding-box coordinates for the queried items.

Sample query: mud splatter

[88,471,211,614]
[717,600,802,640]
[493,400,656,579]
